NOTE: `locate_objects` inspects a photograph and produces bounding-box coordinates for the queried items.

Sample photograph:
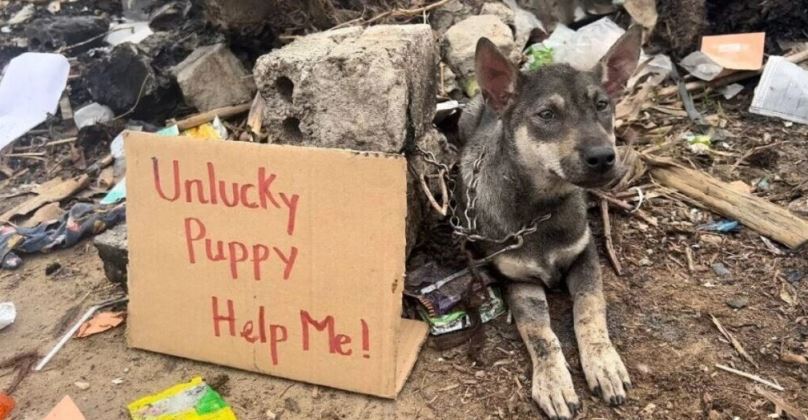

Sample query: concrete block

[174,43,256,112]
[253,24,437,153]
[94,223,128,287]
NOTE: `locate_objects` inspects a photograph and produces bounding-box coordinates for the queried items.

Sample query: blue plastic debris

[698,219,741,233]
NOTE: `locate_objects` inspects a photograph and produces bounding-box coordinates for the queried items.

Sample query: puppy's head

[474,27,642,188]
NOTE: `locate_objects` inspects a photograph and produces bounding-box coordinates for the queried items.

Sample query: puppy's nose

[583,147,616,173]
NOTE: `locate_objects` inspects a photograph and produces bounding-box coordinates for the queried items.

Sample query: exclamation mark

[361,319,370,358]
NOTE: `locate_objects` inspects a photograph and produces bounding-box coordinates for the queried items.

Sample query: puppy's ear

[596,25,642,97]
[475,38,518,113]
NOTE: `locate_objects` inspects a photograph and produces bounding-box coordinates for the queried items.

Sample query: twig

[685,246,695,273]
[113,74,152,121]
[715,363,783,391]
[0,351,38,395]
[756,386,807,420]
[729,142,783,173]
[600,199,622,275]
[419,170,449,216]
[332,0,453,29]
[173,103,251,130]
[45,137,77,147]
[3,152,46,158]
[711,314,758,368]
[590,190,658,227]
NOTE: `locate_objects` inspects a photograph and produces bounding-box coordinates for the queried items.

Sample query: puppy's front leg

[508,282,580,420]
[566,241,631,405]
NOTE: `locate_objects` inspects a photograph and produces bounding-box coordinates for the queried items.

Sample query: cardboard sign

[701,32,765,71]
[125,132,427,398]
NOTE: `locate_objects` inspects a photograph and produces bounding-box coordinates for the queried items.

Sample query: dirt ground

[2,92,808,419]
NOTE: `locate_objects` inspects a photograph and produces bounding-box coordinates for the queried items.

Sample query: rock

[429,0,480,36]
[788,196,808,217]
[86,43,180,120]
[94,223,128,287]
[74,381,90,390]
[711,262,731,277]
[254,24,437,153]
[725,295,748,309]
[173,43,256,112]
[45,261,62,276]
[8,4,36,26]
[25,16,109,54]
[480,2,514,26]
[442,15,515,78]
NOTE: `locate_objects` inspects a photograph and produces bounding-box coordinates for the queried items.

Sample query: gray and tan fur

[457,27,642,420]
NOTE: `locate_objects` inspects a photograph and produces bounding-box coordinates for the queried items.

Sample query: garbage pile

[1,0,808,418]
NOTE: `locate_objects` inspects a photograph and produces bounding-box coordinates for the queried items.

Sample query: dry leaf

[780,281,798,306]
[781,352,808,365]
[75,311,126,338]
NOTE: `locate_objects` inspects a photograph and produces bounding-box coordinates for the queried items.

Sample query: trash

[44,396,86,420]
[75,311,126,338]
[45,261,62,276]
[0,53,70,151]
[680,52,725,81]
[35,296,128,371]
[8,4,36,26]
[720,83,744,100]
[127,376,237,420]
[1,202,125,270]
[173,43,256,113]
[74,103,114,129]
[545,17,625,71]
[711,262,731,277]
[699,219,740,233]
[100,178,127,205]
[750,56,808,125]
[701,33,765,71]
[434,100,461,124]
[111,378,125,385]
[47,1,61,14]
[0,175,90,224]
[21,202,65,228]
[418,287,506,336]
[685,133,712,154]
[0,302,15,331]
[726,295,748,309]
[105,20,153,46]
[523,44,554,71]
[0,393,14,420]
[181,116,227,140]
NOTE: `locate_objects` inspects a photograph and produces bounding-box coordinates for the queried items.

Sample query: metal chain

[413,145,550,267]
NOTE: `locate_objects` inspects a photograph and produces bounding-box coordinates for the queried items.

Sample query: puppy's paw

[580,343,631,406]
[531,352,580,420]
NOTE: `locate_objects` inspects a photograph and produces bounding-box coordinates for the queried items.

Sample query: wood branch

[173,103,251,130]
[711,314,757,368]
[756,387,807,420]
[715,364,784,391]
[589,190,658,227]
[644,155,808,249]
[600,199,623,275]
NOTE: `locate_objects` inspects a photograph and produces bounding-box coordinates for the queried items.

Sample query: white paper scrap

[750,56,808,125]
[0,53,70,150]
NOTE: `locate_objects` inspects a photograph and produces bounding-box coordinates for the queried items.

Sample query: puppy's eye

[596,99,610,111]
[537,109,555,121]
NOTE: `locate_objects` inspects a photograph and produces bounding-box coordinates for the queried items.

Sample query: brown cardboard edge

[393,319,429,397]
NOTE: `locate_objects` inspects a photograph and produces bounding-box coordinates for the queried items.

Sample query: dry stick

[658,48,808,97]
[332,0,453,29]
[3,152,46,158]
[590,190,658,227]
[729,141,784,173]
[756,387,808,420]
[711,314,758,368]
[45,137,77,147]
[173,102,252,130]
[113,74,152,121]
[600,199,623,275]
[715,364,784,391]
